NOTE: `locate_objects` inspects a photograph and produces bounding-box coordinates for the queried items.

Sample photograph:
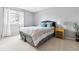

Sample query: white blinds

[8,9,24,27]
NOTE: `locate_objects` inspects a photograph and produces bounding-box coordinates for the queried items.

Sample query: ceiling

[19,7,49,12]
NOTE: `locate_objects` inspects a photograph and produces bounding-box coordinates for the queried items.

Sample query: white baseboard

[65,36,75,40]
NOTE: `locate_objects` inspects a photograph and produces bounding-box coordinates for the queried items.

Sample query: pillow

[39,23,46,27]
[39,22,53,27]
[46,22,52,27]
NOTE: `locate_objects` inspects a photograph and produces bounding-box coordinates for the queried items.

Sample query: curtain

[2,8,24,37]
[2,8,10,36]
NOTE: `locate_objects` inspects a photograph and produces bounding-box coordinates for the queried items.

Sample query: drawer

[55,33,63,35]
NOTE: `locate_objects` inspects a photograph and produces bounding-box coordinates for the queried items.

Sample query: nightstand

[55,28,64,39]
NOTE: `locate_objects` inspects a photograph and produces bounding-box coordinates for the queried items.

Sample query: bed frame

[19,21,56,48]
[20,31,54,48]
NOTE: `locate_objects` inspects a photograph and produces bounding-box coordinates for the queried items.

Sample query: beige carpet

[0,35,79,51]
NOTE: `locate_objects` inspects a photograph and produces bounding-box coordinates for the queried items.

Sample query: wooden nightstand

[55,28,64,39]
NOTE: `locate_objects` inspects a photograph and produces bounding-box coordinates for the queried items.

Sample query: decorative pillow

[46,22,52,27]
[39,23,46,27]
[39,22,53,27]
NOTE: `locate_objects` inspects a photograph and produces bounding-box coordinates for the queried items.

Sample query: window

[2,8,24,36]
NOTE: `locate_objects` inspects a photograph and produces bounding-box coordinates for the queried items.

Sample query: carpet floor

[0,35,79,51]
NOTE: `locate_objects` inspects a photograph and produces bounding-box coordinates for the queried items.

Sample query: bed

[19,21,56,47]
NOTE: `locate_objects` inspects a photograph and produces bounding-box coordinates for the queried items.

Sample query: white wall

[34,7,79,25]
[34,7,79,40]
[24,11,34,26]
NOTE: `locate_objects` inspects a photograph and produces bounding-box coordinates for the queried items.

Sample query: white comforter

[20,26,54,46]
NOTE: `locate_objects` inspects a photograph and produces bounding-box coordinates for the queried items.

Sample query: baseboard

[65,36,75,40]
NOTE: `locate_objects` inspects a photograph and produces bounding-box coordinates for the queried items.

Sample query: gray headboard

[41,21,56,27]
